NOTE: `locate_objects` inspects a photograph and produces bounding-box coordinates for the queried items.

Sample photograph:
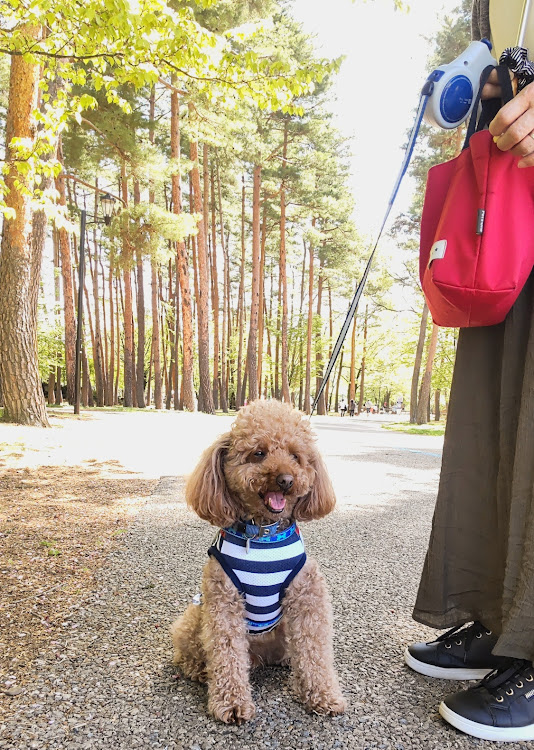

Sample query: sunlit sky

[291,0,463,241]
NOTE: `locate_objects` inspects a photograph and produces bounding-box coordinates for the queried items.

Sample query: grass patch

[382,421,445,436]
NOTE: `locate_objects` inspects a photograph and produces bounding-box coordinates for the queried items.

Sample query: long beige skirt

[413,273,534,661]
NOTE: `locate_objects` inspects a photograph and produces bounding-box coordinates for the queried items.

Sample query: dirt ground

[0,406,232,697]
[0,410,162,694]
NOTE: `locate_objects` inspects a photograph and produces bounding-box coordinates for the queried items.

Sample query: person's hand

[489,79,534,168]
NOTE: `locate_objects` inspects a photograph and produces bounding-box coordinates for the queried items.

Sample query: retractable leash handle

[423,39,496,129]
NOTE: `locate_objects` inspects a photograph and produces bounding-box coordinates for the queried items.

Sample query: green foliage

[106,203,199,266]
[22,0,427,413]
[37,317,64,382]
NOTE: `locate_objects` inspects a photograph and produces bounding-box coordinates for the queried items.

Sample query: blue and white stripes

[208,523,306,634]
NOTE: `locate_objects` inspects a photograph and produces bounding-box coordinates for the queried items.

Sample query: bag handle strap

[464,64,515,147]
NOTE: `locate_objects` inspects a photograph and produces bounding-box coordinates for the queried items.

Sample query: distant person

[365,399,372,415]
[339,399,347,417]
[404,0,534,742]
[349,398,355,417]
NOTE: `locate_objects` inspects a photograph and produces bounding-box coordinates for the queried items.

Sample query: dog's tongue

[264,491,286,512]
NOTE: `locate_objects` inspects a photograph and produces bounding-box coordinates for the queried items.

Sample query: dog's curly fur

[170,399,346,724]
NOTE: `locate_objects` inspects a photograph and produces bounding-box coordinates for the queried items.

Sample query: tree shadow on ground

[0,461,157,681]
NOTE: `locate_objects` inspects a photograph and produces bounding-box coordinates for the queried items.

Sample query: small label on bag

[429,239,447,266]
[477,209,486,235]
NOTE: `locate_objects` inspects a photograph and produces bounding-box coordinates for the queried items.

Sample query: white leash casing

[424,40,496,129]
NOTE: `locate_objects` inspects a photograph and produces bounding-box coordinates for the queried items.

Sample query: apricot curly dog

[170,399,346,724]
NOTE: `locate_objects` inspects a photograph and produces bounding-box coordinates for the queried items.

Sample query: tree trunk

[100,249,109,405]
[410,302,429,423]
[0,24,49,426]
[304,228,314,415]
[166,258,176,411]
[120,163,134,408]
[216,158,228,413]
[257,199,267,395]
[210,165,220,410]
[108,259,115,405]
[279,121,291,403]
[335,349,344,414]
[173,255,181,410]
[324,281,333,411]
[416,322,439,425]
[149,263,161,410]
[148,87,162,409]
[171,87,195,411]
[315,256,326,416]
[189,192,201,411]
[245,164,262,402]
[189,126,213,413]
[358,305,368,415]
[298,239,307,411]
[55,142,77,405]
[88,188,105,407]
[31,75,61,411]
[133,179,146,407]
[235,176,246,408]
[349,312,357,402]
[115,277,120,403]
[51,228,62,405]
[435,388,441,421]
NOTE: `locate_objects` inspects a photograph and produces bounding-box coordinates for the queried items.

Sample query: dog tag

[246,537,251,554]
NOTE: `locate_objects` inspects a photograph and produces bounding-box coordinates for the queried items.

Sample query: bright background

[292,0,463,240]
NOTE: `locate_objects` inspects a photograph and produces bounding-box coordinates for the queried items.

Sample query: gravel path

[1,416,527,750]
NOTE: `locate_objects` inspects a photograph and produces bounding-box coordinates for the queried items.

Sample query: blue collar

[226,519,296,542]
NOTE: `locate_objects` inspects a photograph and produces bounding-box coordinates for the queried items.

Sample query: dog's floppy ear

[294,448,336,521]
[186,432,238,528]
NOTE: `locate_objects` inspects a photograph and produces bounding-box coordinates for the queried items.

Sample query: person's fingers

[507,136,534,163]
[490,107,534,152]
[518,152,534,167]
[489,81,534,141]
[517,137,534,167]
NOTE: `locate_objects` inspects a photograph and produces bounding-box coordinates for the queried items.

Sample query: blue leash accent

[311,82,433,417]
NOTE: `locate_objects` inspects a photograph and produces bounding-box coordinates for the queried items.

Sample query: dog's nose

[276,474,293,492]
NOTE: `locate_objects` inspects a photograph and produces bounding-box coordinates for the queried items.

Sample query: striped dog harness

[208,522,306,634]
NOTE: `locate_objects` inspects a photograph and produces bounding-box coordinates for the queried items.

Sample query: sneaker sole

[403,648,492,680]
[439,701,534,741]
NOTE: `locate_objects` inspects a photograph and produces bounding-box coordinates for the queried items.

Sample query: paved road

[2,413,522,750]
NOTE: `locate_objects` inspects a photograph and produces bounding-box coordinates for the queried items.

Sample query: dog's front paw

[211,698,256,724]
[306,691,347,716]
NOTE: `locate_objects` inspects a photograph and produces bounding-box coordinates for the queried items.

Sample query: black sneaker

[404,621,510,680]
[440,658,534,741]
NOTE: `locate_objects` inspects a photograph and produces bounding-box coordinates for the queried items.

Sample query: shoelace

[478,659,534,701]
[431,620,491,652]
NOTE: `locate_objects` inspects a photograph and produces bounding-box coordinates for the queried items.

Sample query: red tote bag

[419,65,534,328]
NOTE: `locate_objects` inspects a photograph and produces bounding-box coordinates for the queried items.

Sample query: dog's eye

[248,449,266,463]
[292,454,299,462]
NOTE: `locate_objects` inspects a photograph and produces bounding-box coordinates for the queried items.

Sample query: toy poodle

[170,399,346,724]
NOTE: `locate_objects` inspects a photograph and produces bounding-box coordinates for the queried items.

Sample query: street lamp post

[74,193,116,416]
